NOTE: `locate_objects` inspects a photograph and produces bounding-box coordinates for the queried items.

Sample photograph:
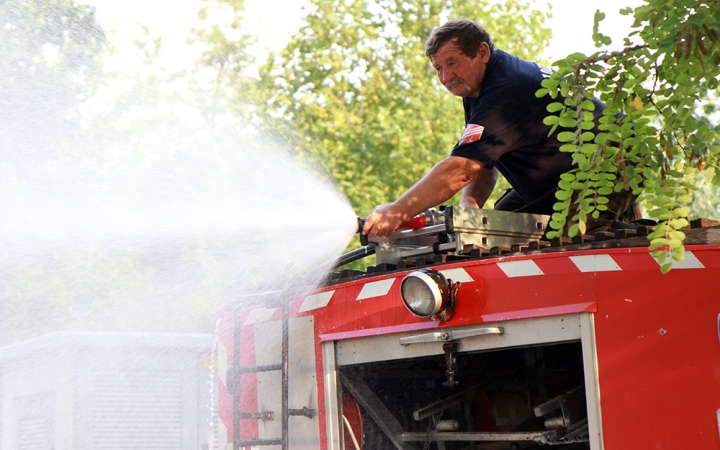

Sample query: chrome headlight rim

[400,268,449,318]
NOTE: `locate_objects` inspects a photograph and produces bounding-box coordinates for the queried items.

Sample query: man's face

[430,39,490,98]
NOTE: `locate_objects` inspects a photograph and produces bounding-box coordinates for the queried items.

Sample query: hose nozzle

[356,216,366,234]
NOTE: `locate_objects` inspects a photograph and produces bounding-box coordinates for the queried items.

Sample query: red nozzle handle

[399,213,427,230]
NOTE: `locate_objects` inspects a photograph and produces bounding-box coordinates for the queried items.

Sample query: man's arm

[362,156,485,237]
[459,166,498,208]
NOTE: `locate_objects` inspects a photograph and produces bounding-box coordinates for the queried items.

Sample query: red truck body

[216,218,720,450]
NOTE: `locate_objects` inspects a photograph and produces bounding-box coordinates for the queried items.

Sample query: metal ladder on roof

[229,297,315,450]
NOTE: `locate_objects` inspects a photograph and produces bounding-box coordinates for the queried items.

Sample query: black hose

[334,245,376,269]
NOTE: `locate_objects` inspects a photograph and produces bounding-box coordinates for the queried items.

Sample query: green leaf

[649,238,671,250]
[546,230,561,239]
[555,189,573,200]
[668,230,686,241]
[544,115,559,125]
[541,78,559,89]
[668,239,683,250]
[559,117,577,127]
[650,197,671,206]
[557,131,576,142]
[547,102,563,112]
[560,82,569,97]
[675,195,693,204]
[647,230,667,240]
[581,100,595,110]
[553,201,570,211]
[671,252,685,262]
[652,250,668,264]
[669,218,689,229]
[581,143,599,153]
[536,88,549,98]
[568,223,579,237]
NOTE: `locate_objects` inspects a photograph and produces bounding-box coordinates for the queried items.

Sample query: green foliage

[541,1,720,270]
[256,0,551,261]
[0,0,106,149]
[187,0,257,104]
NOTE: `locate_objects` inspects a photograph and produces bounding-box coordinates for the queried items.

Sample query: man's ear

[478,42,491,63]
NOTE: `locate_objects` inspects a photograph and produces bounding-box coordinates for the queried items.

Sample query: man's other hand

[458,197,481,208]
[362,203,410,238]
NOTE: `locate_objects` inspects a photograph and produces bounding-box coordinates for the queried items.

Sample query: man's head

[426,19,494,60]
[426,19,494,98]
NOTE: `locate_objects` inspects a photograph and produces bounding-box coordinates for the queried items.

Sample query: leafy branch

[540,1,720,273]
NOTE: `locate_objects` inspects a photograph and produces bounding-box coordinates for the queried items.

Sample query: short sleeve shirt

[450,50,601,210]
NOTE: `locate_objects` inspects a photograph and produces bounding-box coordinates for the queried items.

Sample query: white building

[0,331,214,450]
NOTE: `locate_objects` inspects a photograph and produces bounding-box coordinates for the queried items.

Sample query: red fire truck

[215,207,720,450]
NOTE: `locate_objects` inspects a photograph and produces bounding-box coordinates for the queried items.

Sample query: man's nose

[440,69,454,84]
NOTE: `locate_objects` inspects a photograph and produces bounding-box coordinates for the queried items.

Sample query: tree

[0,0,105,153]
[541,1,720,272]
[0,0,108,345]
[0,0,265,346]
[258,0,552,224]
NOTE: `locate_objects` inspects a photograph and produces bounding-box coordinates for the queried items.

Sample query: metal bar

[401,431,556,442]
[413,384,482,421]
[232,307,242,450]
[236,364,282,374]
[580,313,605,450]
[322,342,342,450]
[238,412,274,421]
[340,371,421,450]
[236,438,283,446]
[281,301,290,450]
[288,407,316,418]
[371,224,447,241]
[533,385,584,417]
[399,326,504,346]
[565,419,589,441]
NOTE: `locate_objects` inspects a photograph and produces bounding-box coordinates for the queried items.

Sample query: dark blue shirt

[450,49,603,210]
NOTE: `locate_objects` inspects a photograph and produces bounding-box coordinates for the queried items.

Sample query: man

[362,19,636,238]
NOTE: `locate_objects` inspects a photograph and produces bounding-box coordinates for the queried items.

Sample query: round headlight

[400,269,450,318]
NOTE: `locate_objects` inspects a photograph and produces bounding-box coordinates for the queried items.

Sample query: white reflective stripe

[439,267,474,283]
[219,414,229,449]
[244,307,277,325]
[570,254,621,272]
[357,278,395,300]
[655,250,705,269]
[497,260,544,277]
[299,290,335,312]
[217,340,228,385]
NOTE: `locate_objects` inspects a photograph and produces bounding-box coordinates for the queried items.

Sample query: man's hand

[362,203,410,237]
[459,166,497,209]
[458,197,481,208]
